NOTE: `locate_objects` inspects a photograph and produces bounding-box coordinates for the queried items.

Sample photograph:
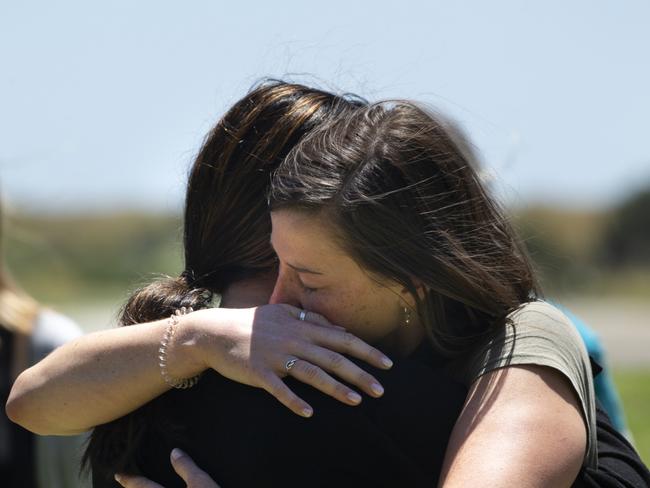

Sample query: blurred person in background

[563,307,631,439]
[0,194,90,488]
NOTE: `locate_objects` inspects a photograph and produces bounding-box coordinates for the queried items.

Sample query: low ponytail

[82,80,367,483]
[119,273,214,326]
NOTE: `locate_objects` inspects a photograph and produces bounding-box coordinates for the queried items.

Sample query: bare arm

[7,305,392,436]
[7,318,190,435]
[439,365,586,488]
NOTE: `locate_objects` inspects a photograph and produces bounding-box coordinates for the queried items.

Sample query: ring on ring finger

[285,358,298,372]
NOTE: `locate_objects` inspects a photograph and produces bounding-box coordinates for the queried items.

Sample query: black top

[574,401,650,487]
[91,341,467,488]
[90,341,650,488]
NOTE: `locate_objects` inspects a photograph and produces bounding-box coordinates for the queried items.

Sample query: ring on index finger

[298,310,307,321]
[285,358,298,372]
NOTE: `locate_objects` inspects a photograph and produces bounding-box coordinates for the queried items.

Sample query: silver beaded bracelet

[158,306,201,389]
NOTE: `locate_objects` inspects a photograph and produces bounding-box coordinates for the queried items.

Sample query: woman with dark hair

[9,81,392,427]
[9,87,649,487]
[9,81,468,487]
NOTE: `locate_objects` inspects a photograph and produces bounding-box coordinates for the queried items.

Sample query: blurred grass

[614,370,650,464]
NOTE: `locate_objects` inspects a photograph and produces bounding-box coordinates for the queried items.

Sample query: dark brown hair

[84,80,367,478]
[120,81,367,326]
[269,101,540,357]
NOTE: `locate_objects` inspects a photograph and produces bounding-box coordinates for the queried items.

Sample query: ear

[399,277,427,303]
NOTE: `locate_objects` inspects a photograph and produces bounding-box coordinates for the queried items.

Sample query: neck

[376,320,426,358]
[220,273,276,309]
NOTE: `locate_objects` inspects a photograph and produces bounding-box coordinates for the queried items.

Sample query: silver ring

[298,310,307,321]
[285,358,298,372]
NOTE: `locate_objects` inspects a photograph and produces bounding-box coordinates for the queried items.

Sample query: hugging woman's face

[269,209,425,354]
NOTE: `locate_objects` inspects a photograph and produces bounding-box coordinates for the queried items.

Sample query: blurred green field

[4,212,183,305]
[615,370,650,464]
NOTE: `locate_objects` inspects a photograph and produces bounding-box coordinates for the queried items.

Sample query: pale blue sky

[1,0,649,213]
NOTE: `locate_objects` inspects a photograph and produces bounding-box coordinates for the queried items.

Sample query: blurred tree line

[516,185,650,298]
[3,185,650,306]
[4,212,183,304]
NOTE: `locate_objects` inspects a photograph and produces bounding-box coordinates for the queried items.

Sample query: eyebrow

[270,236,325,275]
[287,263,324,275]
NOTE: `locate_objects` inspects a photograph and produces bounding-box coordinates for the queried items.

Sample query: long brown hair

[85,80,367,477]
[270,101,540,357]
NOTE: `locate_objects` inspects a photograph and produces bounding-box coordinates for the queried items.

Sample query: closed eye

[300,282,318,294]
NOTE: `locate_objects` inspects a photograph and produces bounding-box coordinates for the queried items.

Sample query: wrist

[187,307,255,374]
[163,312,208,380]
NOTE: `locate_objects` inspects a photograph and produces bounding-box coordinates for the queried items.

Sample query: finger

[293,308,346,331]
[286,358,367,405]
[261,373,314,418]
[299,345,385,398]
[279,304,345,331]
[308,327,393,370]
[170,448,220,487]
[114,473,163,488]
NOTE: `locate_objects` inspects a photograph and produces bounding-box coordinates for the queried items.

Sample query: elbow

[5,389,21,425]
[6,371,60,436]
[7,375,88,436]
[6,371,42,434]
[6,374,34,430]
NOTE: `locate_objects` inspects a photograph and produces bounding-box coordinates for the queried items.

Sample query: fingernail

[347,391,362,403]
[371,382,384,396]
[171,448,185,461]
[302,407,313,417]
[381,356,393,368]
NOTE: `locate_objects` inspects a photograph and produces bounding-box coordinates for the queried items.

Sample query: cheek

[301,290,359,328]
[302,286,397,342]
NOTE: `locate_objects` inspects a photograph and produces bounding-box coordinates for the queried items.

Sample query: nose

[268,267,302,307]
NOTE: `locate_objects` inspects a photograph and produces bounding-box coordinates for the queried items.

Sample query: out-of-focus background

[2,0,649,462]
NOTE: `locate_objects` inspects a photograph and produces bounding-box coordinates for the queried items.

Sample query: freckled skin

[269,210,425,357]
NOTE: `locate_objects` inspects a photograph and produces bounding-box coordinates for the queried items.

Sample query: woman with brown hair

[1,197,89,487]
[263,100,648,487]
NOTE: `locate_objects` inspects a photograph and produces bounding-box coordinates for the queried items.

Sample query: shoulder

[31,309,83,358]
[452,300,598,469]
[459,301,592,382]
[509,300,581,334]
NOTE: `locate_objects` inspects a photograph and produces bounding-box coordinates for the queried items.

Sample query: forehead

[270,210,349,264]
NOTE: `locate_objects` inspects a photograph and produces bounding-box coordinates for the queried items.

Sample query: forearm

[7,303,394,435]
[7,317,205,435]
